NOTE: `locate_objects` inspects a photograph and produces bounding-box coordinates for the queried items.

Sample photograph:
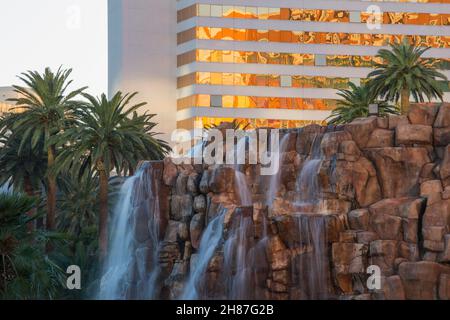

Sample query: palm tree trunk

[23,175,35,233]
[46,145,57,252]
[401,87,410,114]
[46,145,57,231]
[97,160,109,260]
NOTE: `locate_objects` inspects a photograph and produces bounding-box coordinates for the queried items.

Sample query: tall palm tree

[54,92,170,258]
[6,67,87,232]
[368,40,447,114]
[0,114,47,195]
[327,82,399,125]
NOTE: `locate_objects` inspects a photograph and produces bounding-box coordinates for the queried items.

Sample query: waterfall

[234,171,252,206]
[0,183,10,194]
[223,208,254,300]
[296,133,324,203]
[181,208,226,300]
[290,132,331,299]
[266,133,290,205]
[291,215,330,299]
[98,162,161,300]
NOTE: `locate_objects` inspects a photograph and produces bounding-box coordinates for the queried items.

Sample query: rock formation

[106,103,450,300]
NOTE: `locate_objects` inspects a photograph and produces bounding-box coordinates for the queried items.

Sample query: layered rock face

[139,103,450,300]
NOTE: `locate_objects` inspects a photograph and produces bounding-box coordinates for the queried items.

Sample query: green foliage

[327,83,399,125]
[7,67,86,152]
[53,91,171,177]
[57,171,99,236]
[0,67,172,299]
[0,113,47,192]
[368,40,447,106]
[0,193,66,299]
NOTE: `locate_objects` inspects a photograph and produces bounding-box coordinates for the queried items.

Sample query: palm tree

[0,114,47,195]
[327,82,399,125]
[368,40,447,114]
[6,67,87,232]
[54,91,170,258]
[0,193,66,299]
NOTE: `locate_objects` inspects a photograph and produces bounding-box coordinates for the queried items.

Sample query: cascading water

[223,208,255,300]
[234,171,252,206]
[0,183,10,194]
[296,133,324,203]
[181,208,227,300]
[266,133,290,205]
[291,132,332,299]
[98,162,161,300]
[290,215,330,299]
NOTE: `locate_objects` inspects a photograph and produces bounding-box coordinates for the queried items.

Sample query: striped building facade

[175,0,450,130]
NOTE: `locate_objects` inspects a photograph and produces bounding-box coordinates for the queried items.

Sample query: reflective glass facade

[176,0,450,130]
[179,4,450,26]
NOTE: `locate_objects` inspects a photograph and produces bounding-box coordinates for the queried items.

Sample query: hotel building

[109,0,450,135]
[0,87,21,115]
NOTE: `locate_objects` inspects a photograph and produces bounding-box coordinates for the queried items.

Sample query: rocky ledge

[136,103,450,300]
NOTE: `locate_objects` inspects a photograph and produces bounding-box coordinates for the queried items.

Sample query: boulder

[353,158,383,207]
[420,163,437,183]
[370,210,403,240]
[208,166,235,193]
[439,234,450,263]
[366,148,430,198]
[332,243,367,274]
[253,203,268,239]
[199,170,210,194]
[377,117,389,129]
[339,231,357,243]
[434,103,450,128]
[266,236,289,271]
[339,140,361,162]
[348,209,369,231]
[402,219,419,244]
[434,127,450,147]
[187,173,201,194]
[382,275,406,300]
[332,243,367,294]
[408,103,440,126]
[388,115,409,130]
[366,129,394,148]
[175,173,189,195]
[320,131,353,158]
[193,195,206,213]
[398,242,420,262]
[443,186,450,200]
[369,240,398,276]
[396,124,433,146]
[170,194,193,221]
[440,146,450,186]
[398,261,443,300]
[423,199,450,228]
[356,231,378,245]
[177,223,189,241]
[368,198,424,241]
[296,125,325,155]
[331,158,381,207]
[439,273,450,300]
[420,180,443,198]
[344,116,378,149]
[164,220,183,242]
[163,158,178,186]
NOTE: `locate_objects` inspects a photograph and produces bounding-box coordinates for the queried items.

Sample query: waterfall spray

[181,208,227,300]
[98,162,161,300]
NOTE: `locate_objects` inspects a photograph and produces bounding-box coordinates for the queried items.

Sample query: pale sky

[0,0,108,95]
